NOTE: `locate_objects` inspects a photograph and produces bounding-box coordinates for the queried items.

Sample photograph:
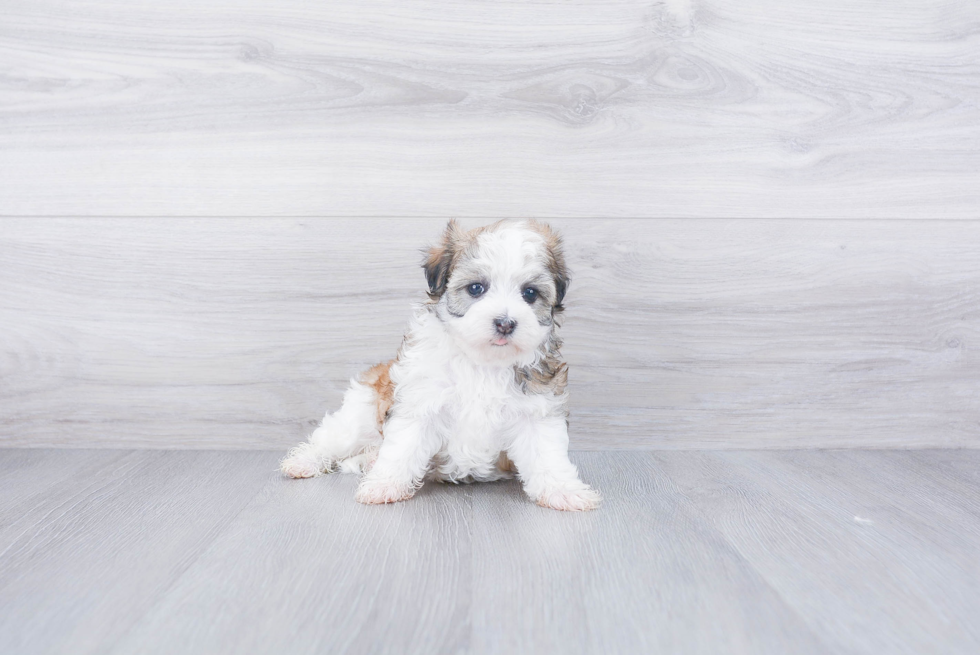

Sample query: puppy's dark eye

[522,287,539,304]
[467,283,486,297]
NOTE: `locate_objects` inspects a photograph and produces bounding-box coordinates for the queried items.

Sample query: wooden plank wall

[1,0,978,448]
[1,0,978,218]
[2,218,978,449]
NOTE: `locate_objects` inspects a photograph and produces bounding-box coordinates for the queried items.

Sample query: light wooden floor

[1,449,977,654]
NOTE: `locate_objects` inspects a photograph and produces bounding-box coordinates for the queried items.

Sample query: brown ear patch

[422,219,463,300]
[527,220,570,312]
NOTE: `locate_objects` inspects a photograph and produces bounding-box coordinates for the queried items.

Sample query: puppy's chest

[397,346,531,441]
[433,382,520,481]
[442,372,520,439]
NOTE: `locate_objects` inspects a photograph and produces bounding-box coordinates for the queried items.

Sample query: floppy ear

[552,255,569,310]
[422,219,461,300]
[529,220,570,312]
[549,241,570,311]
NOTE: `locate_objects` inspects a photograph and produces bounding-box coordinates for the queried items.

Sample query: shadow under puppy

[281,219,600,511]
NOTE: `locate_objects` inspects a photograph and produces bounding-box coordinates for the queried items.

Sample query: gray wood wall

[2,0,978,218]
[2,0,978,449]
[2,218,978,449]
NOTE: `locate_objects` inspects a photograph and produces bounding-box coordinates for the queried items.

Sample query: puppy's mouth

[490,336,511,347]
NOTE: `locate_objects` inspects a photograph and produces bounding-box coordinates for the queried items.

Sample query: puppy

[280,219,600,511]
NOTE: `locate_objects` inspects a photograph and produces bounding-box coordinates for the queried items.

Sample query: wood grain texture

[468,452,833,654]
[2,217,978,449]
[0,450,274,654]
[656,450,980,654]
[112,456,472,655]
[1,0,978,217]
[1,449,978,654]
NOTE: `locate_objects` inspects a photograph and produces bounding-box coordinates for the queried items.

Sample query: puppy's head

[423,219,569,367]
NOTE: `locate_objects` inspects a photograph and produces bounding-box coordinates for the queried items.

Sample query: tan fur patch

[497,451,516,473]
[358,360,396,430]
[526,219,561,252]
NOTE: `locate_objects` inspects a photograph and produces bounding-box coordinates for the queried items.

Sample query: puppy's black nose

[493,317,517,336]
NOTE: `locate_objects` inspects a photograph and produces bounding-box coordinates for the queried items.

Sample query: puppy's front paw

[535,486,602,512]
[355,477,415,505]
[281,457,320,479]
[280,445,328,479]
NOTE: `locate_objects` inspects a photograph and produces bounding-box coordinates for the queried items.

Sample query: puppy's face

[424,220,568,367]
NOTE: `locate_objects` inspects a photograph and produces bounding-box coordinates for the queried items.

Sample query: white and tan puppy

[280,220,600,511]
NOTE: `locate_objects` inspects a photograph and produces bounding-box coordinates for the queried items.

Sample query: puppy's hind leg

[280,379,383,479]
